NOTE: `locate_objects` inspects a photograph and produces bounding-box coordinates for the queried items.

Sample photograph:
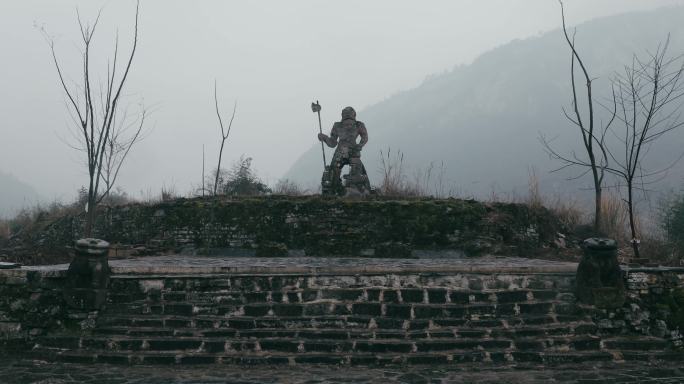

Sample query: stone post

[63,238,111,310]
[575,238,625,308]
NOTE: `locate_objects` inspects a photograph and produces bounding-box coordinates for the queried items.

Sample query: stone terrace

[3,255,682,368]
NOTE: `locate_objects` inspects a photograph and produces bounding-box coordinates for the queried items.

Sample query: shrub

[660,191,684,260]
[213,156,271,196]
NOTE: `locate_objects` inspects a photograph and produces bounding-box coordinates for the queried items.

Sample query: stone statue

[317,106,372,196]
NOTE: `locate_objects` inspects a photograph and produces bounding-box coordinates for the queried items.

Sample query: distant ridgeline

[284,6,684,197]
[5,197,570,262]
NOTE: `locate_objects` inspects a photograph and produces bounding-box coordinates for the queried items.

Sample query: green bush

[211,156,271,197]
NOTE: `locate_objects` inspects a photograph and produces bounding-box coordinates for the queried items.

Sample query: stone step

[35,334,668,356]
[33,347,682,366]
[105,288,576,306]
[95,313,595,330]
[99,301,592,320]
[91,322,599,339]
[108,274,576,296]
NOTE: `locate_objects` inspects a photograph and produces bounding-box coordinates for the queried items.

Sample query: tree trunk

[594,187,602,234]
[590,164,603,234]
[627,181,640,259]
[84,195,97,238]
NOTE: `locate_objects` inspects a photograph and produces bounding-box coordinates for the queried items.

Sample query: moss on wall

[8,196,568,260]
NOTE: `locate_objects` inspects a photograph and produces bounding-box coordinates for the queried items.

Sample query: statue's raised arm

[318,123,340,148]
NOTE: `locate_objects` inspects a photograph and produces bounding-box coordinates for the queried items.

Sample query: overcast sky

[1,0,683,201]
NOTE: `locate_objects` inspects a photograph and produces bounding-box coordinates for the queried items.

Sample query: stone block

[382,290,400,303]
[228,319,255,329]
[427,289,447,304]
[243,292,268,303]
[272,304,303,317]
[163,304,194,316]
[298,330,349,340]
[304,341,353,352]
[404,320,428,330]
[321,289,363,301]
[243,304,271,317]
[413,305,444,319]
[147,339,202,351]
[385,304,412,319]
[366,289,381,302]
[374,318,405,329]
[406,354,449,365]
[449,292,470,304]
[570,338,601,351]
[300,289,319,302]
[401,289,425,303]
[259,340,300,352]
[355,341,413,353]
[303,303,330,316]
[518,302,553,315]
[97,354,131,364]
[514,340,545,351]
[331,304,351,315]
[295,355,347,364]
[496,291,529,303]
[352,303,381,316]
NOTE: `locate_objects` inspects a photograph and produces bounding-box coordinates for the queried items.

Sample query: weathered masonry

[13,197,566,259]
[1,257,682,365]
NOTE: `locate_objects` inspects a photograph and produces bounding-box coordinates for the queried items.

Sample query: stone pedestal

[64,238,110,310]
[575,238,625,308]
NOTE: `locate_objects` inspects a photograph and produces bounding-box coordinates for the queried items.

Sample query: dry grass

[0,220,10,242]
[547,195,584,230]
[599,192,630,242]
[377,149,451,198]
[273,179,309,196]
[160,184,178,202]
[378,149,415,196]
[525,168,544,210]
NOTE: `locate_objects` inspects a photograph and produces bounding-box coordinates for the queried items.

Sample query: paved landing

[18,255,579,275]
[2,359,684,384]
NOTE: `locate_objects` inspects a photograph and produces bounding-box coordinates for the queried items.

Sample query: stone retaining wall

[608,268,684,346]
[6,197,568,261]
[0,269,68,353]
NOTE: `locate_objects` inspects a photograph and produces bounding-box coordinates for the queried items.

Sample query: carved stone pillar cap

[75,238,110,256]
[582,237,617,251]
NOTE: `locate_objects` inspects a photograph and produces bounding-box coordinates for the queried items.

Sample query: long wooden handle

[316,100,326,167]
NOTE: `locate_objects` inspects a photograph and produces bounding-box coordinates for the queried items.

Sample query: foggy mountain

[284,7,684,201]
[0,171,41,218]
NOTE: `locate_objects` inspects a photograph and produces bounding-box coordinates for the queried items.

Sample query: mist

[1,0,683,213]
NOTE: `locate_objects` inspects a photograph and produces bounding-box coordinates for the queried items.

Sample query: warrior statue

[317,106,372,195]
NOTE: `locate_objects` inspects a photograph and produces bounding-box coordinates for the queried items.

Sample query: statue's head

[341,106,356,121]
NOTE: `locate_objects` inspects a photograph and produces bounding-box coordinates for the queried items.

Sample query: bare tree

[46,1,143,237]
[540,1,614,233]
[101,107,148,202]
[202,144,206,197]
[213,81,237,196]
[601,36,684,258]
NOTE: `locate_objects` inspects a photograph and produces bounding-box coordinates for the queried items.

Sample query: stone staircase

[30,268,679,365]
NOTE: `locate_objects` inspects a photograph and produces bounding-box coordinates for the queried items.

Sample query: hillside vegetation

[285,7,684,201]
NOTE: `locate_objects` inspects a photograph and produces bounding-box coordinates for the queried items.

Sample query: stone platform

[1,255,682,372]
[22,255,579,275]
